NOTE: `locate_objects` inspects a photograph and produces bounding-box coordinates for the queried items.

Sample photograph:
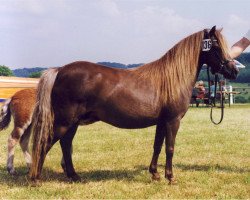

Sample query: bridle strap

[207,67,211,103]
[203,33,230,125]
[207,66,224,125]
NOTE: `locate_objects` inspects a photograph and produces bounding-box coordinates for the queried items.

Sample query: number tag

[202,39,212,51]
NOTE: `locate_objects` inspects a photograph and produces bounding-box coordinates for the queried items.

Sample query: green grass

[0,105,249,199]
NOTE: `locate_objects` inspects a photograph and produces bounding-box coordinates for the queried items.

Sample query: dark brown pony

[30,26,238,183]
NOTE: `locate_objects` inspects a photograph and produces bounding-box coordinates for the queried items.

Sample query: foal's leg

[20,125,32,172]
[165,119,180,184]
[59,124,80,182]
[149,122,165,181]
[7,127,23,174]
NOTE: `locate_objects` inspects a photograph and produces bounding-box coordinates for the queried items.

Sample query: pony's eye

[213,46,222,52]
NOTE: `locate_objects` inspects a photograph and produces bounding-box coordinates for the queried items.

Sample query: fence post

[229,85,233,104]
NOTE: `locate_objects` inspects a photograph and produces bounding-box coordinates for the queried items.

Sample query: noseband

[214,50,234,74]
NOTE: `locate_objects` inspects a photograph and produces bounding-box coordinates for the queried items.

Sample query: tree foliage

[13,67,47,77]
[0,65,13,76]
[29,71,43,78]
[97,62,142,69]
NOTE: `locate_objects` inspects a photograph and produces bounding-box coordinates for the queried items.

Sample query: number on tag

[202,39,212,51]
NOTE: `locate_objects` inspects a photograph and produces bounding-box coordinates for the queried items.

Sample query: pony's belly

[101,115,157,129]
[78,106,158,128]
[77,106,158,128]
[96,107,158,129]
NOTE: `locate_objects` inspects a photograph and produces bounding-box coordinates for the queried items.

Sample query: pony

[0,89,67,175]
[0,89,36,174]
[30,26,238,183]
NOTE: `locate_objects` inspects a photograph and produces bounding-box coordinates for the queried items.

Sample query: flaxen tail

[0,99,12,131]
[30,68,59,180]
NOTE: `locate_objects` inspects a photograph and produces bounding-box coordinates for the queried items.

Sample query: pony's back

[10,89,36,126]
[0,88,37,131]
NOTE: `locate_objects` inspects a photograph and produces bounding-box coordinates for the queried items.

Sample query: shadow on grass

[0,165,149,186]
[0,163,248,186]
[175,163,250,173]
[0,166,33,187]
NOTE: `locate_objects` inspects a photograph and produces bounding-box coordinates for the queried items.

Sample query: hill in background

[11,53,250,83]
[13,67,47,77]
[12,62,143,77]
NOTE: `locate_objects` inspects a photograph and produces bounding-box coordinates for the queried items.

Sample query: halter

[202,37,234,72]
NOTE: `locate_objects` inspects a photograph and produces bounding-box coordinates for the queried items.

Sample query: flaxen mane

[215,31,231,60]
[132,30,230,105]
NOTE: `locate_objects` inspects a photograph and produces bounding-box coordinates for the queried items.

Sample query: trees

[13,67,47,77]
[0,65,13,76]
[29,71,42,78]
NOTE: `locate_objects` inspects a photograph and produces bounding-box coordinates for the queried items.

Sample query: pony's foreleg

[20,125,32,172]
[149,122,165,181]
[7,127,23,174]
[59,124,80,182]
[164,119,180,184]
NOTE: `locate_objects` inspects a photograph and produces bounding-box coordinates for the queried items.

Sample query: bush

[235,96,247,103]
[29,71,42,78]
[0,65,13,76]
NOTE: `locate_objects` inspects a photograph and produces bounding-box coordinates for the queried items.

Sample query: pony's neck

[134,31,204,105]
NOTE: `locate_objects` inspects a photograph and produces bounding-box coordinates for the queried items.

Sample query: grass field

[0,105,249,199]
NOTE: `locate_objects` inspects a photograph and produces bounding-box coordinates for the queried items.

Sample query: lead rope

[207,67,224,125]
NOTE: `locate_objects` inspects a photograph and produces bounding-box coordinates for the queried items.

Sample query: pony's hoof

[26,163,31,171]
[7,167,17,175]
[69,174,81,182]
[30,179,42,187]
[61,164,67,174]
[151,173,161,181]
[168,178,177,185]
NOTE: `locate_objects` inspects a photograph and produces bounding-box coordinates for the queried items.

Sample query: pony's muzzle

[223,61,239,80]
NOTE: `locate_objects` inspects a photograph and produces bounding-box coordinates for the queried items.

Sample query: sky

[0,0,250,69]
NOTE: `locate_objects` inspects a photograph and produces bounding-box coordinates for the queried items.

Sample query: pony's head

[200,26,239,79]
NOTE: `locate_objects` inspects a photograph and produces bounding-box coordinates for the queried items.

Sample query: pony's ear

[209,26,216,36]
[217,27,223,32]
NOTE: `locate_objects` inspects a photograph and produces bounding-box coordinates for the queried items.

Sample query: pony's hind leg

[20,125,32,173]
[30,123,79,185]
[7,127,23,174]
[59,124,80,182]
[32,136,59,182]
[60,145,73,173]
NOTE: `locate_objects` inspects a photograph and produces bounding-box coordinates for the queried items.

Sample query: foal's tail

[0,99,12,131]
[30,68,59,179]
